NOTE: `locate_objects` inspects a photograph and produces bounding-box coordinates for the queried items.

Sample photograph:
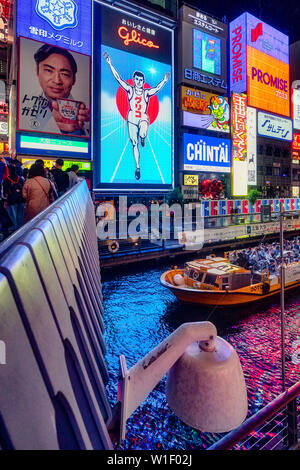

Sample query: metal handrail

[208,380,300,450]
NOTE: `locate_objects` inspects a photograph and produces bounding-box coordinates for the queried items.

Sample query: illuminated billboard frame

[292,88,300,131]
[247,107,257,186]
[17,36,91,139]
[183,133,231,174]
[229,12,290,117]
[93,2,174,192]
[16,133,90,159]
[293,134,300,151]
[257,111,292,141]
[181,86,230,133]
[179,5,228,94]
[16,0,92,55]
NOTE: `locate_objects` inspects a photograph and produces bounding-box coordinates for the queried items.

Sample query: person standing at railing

[2,165,25,231]
[22,164,51,222]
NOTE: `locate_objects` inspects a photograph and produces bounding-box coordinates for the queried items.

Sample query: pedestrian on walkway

[22,164,51,222]
[68,164,80,189]
[51,158,69,197]
[2,164,25,230]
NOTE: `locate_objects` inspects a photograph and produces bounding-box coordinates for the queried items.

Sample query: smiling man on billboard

[18,38,91,137]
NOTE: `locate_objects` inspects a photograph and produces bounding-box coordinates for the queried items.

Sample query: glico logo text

[252,68,288,92]
[118,26,159,49]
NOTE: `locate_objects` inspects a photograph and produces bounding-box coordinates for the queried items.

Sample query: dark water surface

[102,261,300,450]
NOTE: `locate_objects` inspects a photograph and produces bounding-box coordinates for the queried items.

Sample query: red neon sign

[118,26,159,49]
[293,134,300,151]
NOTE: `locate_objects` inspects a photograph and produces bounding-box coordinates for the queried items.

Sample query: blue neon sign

[184,133,231,173]
[17,0,91,55]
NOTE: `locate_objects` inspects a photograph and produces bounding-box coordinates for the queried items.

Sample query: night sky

[180,0,300,44]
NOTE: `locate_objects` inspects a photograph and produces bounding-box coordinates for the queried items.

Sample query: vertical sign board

[292,88,300,130]
[247,107,257,186]
[16,0,92,159]
[232,93,248,196]
[179,6,228,94]
[230,13,290,117]
[93,2,174,191]
[229,13,247,95]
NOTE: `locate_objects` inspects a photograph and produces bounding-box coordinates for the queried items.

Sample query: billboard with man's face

[18,36,91,138]
[93,3,174,191]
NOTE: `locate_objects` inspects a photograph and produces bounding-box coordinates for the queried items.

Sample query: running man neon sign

[94,2,174,191]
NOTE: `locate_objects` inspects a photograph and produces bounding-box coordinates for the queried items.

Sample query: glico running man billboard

[93,3,174,191]
[229,13,290,117]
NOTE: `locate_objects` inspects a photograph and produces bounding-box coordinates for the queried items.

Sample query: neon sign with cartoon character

[182,86,230,133]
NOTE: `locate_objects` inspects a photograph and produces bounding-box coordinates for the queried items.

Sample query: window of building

[274,147,281,157]
[258,145,263,155]
[266,166,272,176]
[283,149,290,158]
[258,166,264,175]
[273,167,280,176]
[266,146,273,156]
[282,167,289,177]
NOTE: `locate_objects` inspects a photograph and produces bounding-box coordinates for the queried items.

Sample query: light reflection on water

[102,262,300,450]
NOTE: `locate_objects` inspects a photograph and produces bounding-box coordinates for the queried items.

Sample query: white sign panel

[247,107,257,186]
[292,88,300,131]
[257,111,293,141]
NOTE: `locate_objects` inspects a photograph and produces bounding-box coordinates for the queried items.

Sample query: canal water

[102,260,300,450]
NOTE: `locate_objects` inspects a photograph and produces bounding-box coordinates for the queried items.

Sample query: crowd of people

[0,155,81,240]
[228,238,300,274]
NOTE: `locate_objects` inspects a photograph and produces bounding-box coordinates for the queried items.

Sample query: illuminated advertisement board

[182,86,230,133]
[184,174,199,186]
[257,111,292,141]
[183,133,231,173]
[0,1,8,43]
[229,13,290,117]
[18,37,91,138]
[16,0,92,55]
[292,88,300,130]
[247,107,257,186]
[93,2,174,191]
[179,6,227,94]
[232,93,247,196]
[293,134,300,151]
[16,133,89,158]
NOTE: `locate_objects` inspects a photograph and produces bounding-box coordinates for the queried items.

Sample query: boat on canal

[160,255,300,307]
